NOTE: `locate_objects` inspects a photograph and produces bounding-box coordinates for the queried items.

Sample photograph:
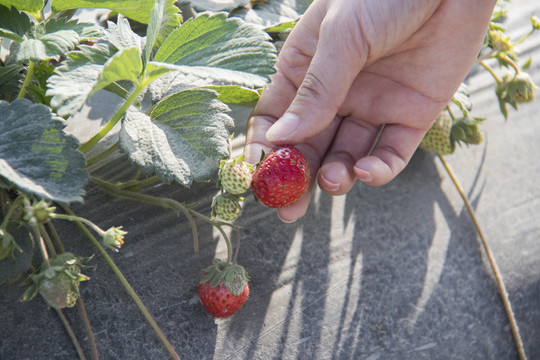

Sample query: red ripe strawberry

[198,259,249,318]
[251,145,310,208]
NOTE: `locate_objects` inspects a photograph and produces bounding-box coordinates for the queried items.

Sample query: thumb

[266,14,368,144]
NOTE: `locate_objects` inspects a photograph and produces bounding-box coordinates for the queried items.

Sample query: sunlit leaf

[0,0,43,13]
[119,88,234,186]
[91,47,142,95]
[47,43,117,116]
[52,0,157,24]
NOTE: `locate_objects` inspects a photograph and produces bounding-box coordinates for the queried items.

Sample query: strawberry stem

[89,176,240,259]
[55,308,88,360]
[60,205,182,360]
[76,297,100,360]
[16,60,36,100]
[438,154,526,360]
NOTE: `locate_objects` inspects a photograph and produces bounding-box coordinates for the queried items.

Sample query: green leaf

[450,83,472,117]
[154,12,276,78]
[47,43,117,116]
[0,222,34,285]
[192,0,249,12]
[0,64,24,96]
[230,0,310,27]
[0,99,88,202]
[0,0,43,13]
[0,4,34,43]
[144,0,181,64]
[147,63,270,103]
[0,5,103,63]
[203,85,260,106]
[91,47,143,95]
[52,0,157,24]
[119,88,234,186]
[104,14,144,52]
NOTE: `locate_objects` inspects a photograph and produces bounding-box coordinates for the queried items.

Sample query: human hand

[244,0,496,222]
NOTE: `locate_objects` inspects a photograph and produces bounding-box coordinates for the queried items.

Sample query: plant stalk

[61,206,181,360]
[479,60,503,83]
[17,61,36,100]
[55,309,87,360]
[79,86,143,154]
[76,297,100,360]
[438,154,527,360]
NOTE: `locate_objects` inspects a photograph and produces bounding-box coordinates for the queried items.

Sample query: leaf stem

[0,194,23,230]
[79,86,143,154]
[50,213,106,237]
[38,223,57,257]
[438,154,527,360]
[479,60,503,83]
[76,297,100,360]
[85,142,120,168]
[55,308,87,360]
[60,206,181,360]
[17,61,36,100]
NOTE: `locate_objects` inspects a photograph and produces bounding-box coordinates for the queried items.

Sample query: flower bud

[102,226,127,252]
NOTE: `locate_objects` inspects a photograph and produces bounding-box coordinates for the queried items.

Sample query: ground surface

[1,1,539,359]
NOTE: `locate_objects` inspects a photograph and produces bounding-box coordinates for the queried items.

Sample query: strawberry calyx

[199,258,248,297]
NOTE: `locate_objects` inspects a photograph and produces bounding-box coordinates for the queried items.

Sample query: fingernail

[266,113,301,142]
[320,165,343,192]
[278,214,297,223]
[355,166,373,183]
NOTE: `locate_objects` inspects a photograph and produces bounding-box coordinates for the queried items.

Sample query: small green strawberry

[218,155,253,195]
[251,145,310,208]
[198,259,249,318]
[211,193,242,221]
[420,112,454,155]
[23,253,90,309]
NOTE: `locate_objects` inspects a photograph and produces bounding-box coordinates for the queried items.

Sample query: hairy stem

[79,86,143,154]
[0,194,23,230]
[61,206,181,360]
[55,309,87,360]
[85,142,120,168]
[16,61,36,100]
[76,297,100,360]
[479,60,503,83]
[438,155,527,360]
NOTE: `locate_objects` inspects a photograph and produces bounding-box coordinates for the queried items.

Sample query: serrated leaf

[52,0,157,24]
[104,14,145,52]
[154,12,276,78]
[0,0,43,13]
[91,47,142,95]
[144,0,181,64]
[0,5,103,63]
[203,85,260,106]
[0,4,34,43]
[192,0,249,12]
[0,63,24,96]
[0,221,33,285]
[230,0,310,28]
[119,88,234,186]
[147,63,270,103]
[0,99,88,202]
[47,43,117,116]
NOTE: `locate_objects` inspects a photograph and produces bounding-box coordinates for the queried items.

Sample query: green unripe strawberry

[39,270,80,308]
[24,253,90,309]
[420,112,454,155]
[218,156,253,195]
[211,193,242,221]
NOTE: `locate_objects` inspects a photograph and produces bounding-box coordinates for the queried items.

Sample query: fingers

[265,6,368,145]
[318,122,428,194]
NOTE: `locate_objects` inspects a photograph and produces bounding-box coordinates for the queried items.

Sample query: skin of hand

[244,0,497,222]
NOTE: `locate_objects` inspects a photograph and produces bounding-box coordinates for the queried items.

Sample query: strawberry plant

[0,0,538,359]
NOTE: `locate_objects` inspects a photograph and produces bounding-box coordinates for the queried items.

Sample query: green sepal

[22,282,39,301]
[199,258,248,296]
